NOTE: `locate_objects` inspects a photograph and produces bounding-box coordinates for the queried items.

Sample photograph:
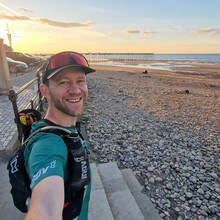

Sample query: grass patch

[79,115,90,124]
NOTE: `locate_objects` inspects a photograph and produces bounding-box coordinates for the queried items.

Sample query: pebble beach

[84,61,220,220]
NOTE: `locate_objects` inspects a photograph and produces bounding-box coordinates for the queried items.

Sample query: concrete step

[89,162,162,220]
[88,163,114,220]
[121,169,162,220]
[96,162,146,220]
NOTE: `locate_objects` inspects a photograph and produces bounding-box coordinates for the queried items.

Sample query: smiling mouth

[67,97,82,103]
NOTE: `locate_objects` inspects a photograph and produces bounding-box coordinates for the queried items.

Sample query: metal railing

[8,64,46,143]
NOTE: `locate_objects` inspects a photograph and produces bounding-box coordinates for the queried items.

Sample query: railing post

[30,100,34,109]
[8,89,22,143]
[37,68,43,112]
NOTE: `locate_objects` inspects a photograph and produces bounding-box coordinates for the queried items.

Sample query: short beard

[50,92,85,118]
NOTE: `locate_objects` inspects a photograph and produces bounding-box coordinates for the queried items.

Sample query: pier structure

[84,53,154,62]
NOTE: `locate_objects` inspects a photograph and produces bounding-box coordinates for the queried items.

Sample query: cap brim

[47,64,96,79]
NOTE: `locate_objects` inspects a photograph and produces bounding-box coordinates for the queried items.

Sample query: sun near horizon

[5,33,220,55]
[0,1,220,55]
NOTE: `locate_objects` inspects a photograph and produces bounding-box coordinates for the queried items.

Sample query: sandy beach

[85,61,220,219]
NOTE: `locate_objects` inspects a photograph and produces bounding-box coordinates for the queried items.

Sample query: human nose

[68,82,80,93]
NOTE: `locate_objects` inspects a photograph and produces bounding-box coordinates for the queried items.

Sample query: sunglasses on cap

[44,51,95,80]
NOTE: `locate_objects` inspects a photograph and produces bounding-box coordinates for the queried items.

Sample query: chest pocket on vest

[62,133,90,219]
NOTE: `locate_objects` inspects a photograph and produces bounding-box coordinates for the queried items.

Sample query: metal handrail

[16,77,39,95]
[8,63,46,143]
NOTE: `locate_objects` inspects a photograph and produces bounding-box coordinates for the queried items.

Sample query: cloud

[0,14,30,21]
[122,29,156,35]
[142,30,157,35]
[193,28,220,35]
[19,8,33,13]
[123,29,141,34]
[0,13,93,28]
[34,18,93,28]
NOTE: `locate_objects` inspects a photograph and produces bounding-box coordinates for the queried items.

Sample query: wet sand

[91,60,220,79]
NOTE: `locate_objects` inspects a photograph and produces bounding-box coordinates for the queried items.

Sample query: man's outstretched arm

[25,176,64,220]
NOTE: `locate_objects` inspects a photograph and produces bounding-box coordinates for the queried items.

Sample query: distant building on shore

[3,43,13,52]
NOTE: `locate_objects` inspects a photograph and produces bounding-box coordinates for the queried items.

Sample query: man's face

[43,67,88,118]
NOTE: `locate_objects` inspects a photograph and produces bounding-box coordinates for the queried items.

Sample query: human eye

[77,78,86,84]
[78,79,85,83]
[58,80,70,87]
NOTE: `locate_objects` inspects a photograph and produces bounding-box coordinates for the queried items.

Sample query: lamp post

[0,38,12,95]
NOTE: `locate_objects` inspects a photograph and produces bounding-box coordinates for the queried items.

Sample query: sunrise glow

[0,0,220,54]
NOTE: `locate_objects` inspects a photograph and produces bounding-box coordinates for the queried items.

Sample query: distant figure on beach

[23,51,95,219]
[143,69,148,74]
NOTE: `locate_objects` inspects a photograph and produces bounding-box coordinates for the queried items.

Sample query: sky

[0,0,220,54]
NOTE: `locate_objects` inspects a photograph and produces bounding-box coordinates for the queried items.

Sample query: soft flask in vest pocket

[65,133,90,191]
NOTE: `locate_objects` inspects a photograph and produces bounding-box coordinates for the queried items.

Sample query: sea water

[153,54,220,63]
[87,53,220,71]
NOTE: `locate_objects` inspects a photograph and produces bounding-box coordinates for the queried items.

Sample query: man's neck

[44,115,77,127]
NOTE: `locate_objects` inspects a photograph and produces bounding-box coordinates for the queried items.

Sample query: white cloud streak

[193,28,220,36]
[0,3,21,15]
[0,13,94,28]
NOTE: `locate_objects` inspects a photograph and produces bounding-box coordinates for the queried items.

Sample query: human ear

[40,84,50,99]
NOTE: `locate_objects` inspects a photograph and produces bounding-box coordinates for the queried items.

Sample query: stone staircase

[88,162,162,220]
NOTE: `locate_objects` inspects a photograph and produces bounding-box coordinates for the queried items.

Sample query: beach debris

[171,89,190,94]
[142,69,148,74]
